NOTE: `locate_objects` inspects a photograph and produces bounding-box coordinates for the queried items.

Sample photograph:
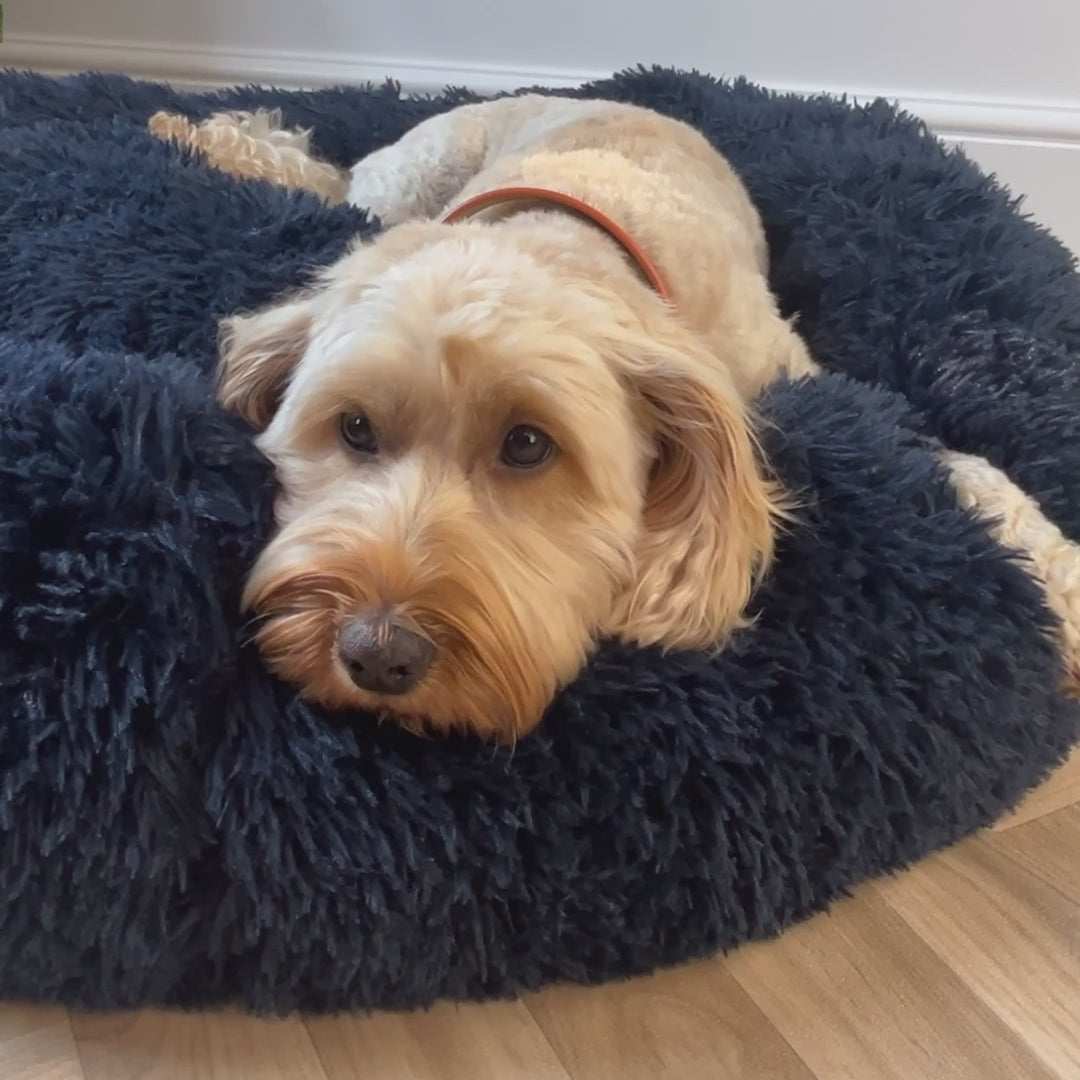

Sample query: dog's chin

[244,559,589,742]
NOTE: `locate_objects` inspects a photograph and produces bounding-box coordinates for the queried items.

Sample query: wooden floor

[3,746,1078,1080]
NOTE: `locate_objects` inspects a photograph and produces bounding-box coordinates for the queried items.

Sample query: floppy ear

[608,333,784,651]
[217,294,317,429]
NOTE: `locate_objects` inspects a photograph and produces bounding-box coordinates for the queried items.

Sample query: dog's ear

[218,294,317,429]
[608,331,783,651]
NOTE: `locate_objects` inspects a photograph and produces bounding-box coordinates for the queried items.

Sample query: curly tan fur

[941,450,1080,696]
[152,97,816,739]
[149,109,349,203]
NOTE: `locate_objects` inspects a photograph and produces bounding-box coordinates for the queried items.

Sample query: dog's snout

[338,615,434,696]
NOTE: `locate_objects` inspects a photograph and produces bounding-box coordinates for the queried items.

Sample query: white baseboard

[4,31,1080,142]
[0,33,597,96]
[3,32,1078,253]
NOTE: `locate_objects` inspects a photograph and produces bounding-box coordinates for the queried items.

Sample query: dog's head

[220,221,781,740]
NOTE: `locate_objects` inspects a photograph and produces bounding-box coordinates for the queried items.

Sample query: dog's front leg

[346,103,496,226]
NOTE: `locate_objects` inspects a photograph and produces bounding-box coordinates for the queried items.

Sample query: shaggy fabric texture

[0,68,1078,1013]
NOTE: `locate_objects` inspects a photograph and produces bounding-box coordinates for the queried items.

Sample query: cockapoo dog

[149,95,820,740]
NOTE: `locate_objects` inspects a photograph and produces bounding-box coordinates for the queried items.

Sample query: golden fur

[942,450,1080,697]
[150,95,820,739]
[148,109,349,203]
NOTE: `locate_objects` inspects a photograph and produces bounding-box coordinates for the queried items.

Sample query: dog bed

[0,67,1078,1013]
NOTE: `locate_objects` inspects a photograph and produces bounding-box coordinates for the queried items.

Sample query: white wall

[5,0,1080,255]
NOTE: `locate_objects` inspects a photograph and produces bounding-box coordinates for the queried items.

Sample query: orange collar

[441,186,673,303]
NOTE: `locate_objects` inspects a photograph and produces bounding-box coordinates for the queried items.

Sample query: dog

[149,94,819,740]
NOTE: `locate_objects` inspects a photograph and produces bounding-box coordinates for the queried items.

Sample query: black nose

[337,616,434,696]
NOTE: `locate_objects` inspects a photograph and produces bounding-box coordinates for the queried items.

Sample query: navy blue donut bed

[1,66,1079,1013]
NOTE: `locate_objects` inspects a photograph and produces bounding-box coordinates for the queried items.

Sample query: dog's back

[469,95,768,273]
[401,94,813,394]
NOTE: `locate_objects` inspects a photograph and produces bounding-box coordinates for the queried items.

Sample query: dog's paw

[347,139,446,227]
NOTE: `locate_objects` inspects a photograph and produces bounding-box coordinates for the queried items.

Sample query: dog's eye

[340,412,378,456]
[500,425,554,469]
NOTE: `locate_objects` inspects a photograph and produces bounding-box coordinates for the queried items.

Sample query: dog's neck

[441,186,673,304]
